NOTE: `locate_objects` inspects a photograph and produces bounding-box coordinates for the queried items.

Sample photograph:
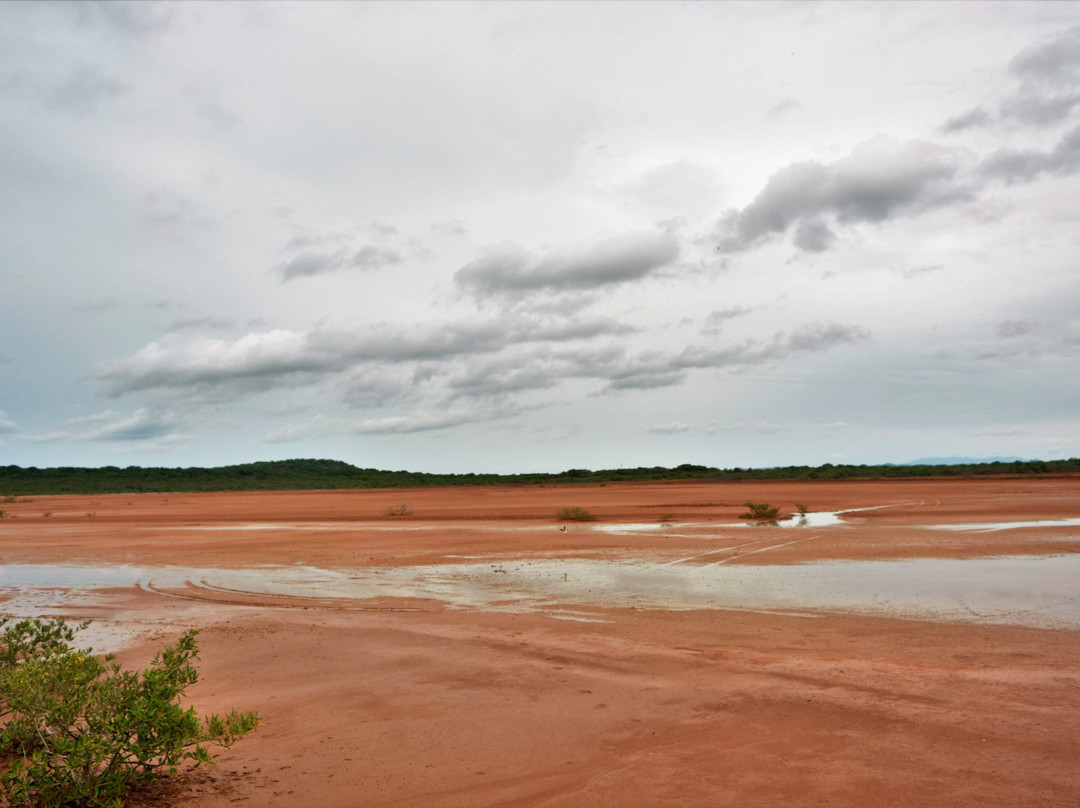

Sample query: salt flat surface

[3,553,1078,629]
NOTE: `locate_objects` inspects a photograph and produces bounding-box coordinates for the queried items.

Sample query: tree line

[1,457,1078,496]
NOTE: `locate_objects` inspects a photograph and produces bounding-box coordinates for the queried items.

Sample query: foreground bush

[0,617,258,808]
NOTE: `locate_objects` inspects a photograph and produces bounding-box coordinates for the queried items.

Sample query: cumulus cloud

[979,124,1080,183]
[56,408,180,442]
[603,322,869,392]
[95,315,634,398]
[447,344,625,399]
[940,27,1080,132]
[705,307,753,328]
[276,245,403,281]
[715,136,970,253]
[940,107,993,134]
[90,316,866,417]
[1000,25,1080,127]
[456,231,679,296]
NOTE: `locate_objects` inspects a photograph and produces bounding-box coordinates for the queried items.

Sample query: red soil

[1,477,1078,806]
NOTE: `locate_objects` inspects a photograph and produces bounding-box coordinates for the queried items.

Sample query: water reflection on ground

[2,554,1078,630]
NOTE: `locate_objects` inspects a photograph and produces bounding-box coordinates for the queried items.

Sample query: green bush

[740,501,780,520]
[0,617,258,808]
[556,506,597,522]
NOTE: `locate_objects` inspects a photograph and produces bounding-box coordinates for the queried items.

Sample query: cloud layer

[1,4,1078,471]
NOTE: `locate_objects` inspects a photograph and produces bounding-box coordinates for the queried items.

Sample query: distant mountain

[902,456,1027,466]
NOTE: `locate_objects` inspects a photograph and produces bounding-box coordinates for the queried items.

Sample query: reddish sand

[1,478,1078,806]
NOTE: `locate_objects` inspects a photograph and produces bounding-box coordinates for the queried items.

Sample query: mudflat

[1,477,1078,806]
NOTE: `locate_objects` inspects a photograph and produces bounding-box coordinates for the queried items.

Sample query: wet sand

[1,478,1078,806]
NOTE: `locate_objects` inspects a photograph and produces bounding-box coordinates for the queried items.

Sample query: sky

[2,1,1080,474]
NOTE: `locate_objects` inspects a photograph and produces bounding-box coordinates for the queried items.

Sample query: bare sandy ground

[1,478,1078,806]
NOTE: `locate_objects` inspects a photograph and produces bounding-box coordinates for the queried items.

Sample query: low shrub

[0,617,258,808]
[740,501,780,520]
[557,506,597,522]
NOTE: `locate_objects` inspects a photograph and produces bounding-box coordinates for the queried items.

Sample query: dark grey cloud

[940,107,993,134]
[606,366,688,391]
[980,124,1080,183]
[715,137,969,253]
[1001,25,1080,127]
[792,218,835,253]
[276,250,348,281]
[456,231,679,296]
[277,245,403,281]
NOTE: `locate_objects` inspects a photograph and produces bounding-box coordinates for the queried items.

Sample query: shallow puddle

[2,554,1078,630]
[926,517,1080,532]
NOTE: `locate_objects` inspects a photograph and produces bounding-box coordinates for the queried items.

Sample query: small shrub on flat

[557,506,597,522]
[0,617,258,808]
[740,501,780,520]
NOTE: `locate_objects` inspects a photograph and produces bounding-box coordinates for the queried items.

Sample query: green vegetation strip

[1,458,1078,496]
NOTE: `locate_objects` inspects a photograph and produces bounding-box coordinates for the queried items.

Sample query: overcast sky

[2,1,1079,473]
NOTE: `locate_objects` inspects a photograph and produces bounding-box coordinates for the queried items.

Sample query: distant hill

[902,456,1026,466]
[2,457,1078,496]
